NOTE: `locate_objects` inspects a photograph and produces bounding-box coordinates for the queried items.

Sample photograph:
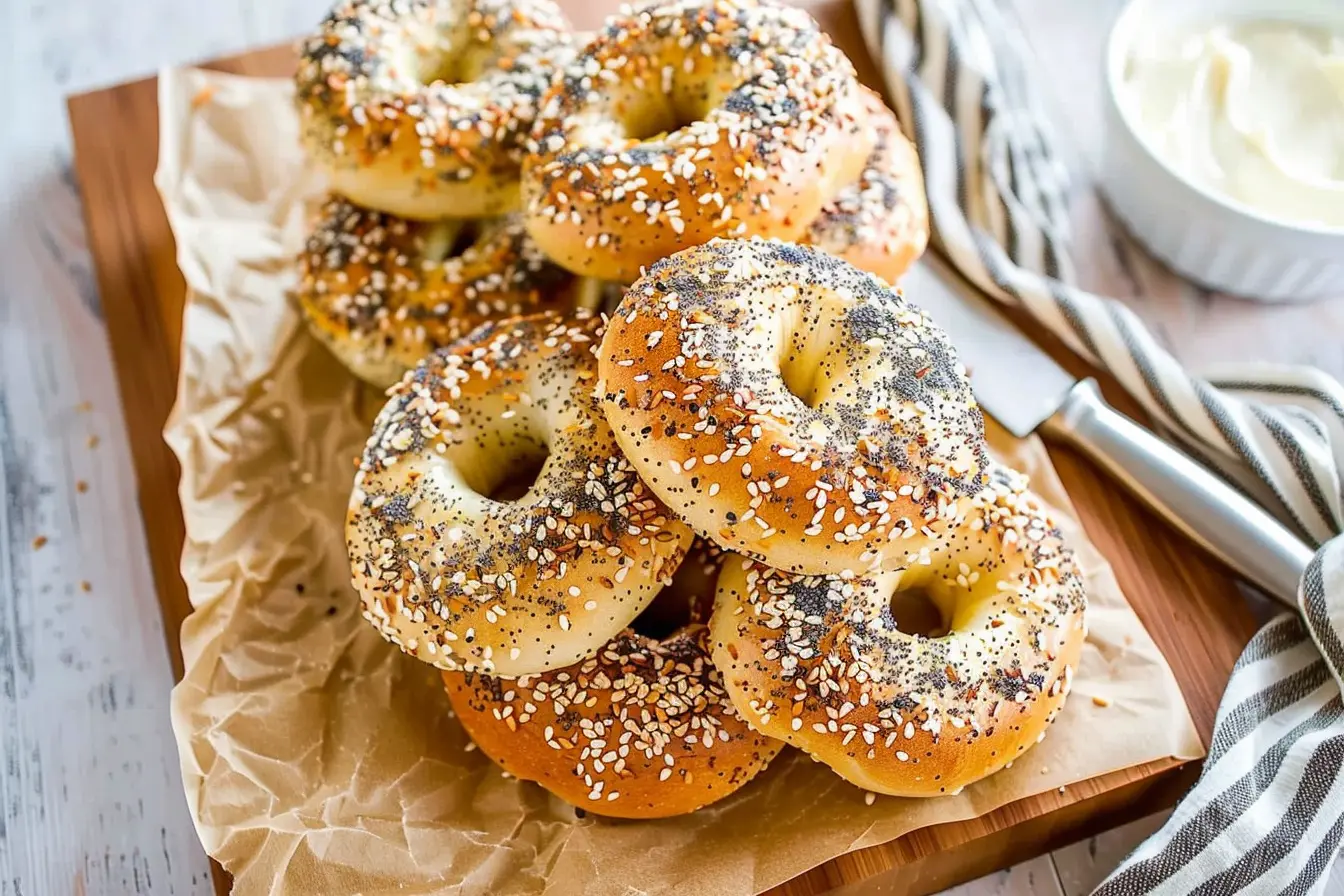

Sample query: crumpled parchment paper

[158,66,1203,896]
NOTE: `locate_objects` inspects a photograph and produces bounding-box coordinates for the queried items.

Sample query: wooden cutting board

[66,2,1261,894]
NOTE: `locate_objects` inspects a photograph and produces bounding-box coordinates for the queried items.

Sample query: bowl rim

[1103,0,1344,240]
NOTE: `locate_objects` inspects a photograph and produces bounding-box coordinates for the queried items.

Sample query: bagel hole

[630,597,688,641]
[477,445,548,503]
[622,95,707,142]
[778,353,825,409]
[629,548,718,640]
[417,46,470,87]
[888,587,950,638]
[422,219,481,263]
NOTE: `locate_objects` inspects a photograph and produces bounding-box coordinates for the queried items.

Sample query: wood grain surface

[24,0,1333,893]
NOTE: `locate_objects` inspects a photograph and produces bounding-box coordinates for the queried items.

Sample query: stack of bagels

[295,0,1087,820]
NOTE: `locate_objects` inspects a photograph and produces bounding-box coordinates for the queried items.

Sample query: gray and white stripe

[853,0,1344,892]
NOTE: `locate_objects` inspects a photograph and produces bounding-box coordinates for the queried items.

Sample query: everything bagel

[711,466,1087,797]
[347,312,694,677]
[805,89,930,284]
[444,624,782,818]
[598,239,990,576]
[521,0,873,281]
[297,0,574,219]
[298,195,574,386]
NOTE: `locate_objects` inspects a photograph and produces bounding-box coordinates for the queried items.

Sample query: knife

[903,254,1314,609]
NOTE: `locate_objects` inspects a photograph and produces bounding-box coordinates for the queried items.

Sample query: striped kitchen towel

[852,0,1344,892]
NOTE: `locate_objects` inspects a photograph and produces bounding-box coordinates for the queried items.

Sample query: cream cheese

[1119,18,1344,228]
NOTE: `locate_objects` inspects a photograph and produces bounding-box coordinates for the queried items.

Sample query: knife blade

[903,253,1314,608]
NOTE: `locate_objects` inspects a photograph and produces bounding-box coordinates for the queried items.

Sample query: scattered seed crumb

[1092,695,1111,708]
[1040,766,1049,774]
[269,406,285,419]
[76,401,94,413]
[76,480,89,493]
[864,792,876,806]
[463,742,477,752]
[300,471,314,485]
[295,583,305,594]
[191,85,216,108]
[87,435,100,449]
[32,536,48,550]
[80,581,92,593]
[1058,786,1067,794]
[326,606,337,616]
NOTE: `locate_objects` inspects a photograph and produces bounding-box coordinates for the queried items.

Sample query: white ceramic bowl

[1101,0,1344,303]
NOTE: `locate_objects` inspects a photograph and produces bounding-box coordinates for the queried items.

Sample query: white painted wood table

[3,1,1342,894]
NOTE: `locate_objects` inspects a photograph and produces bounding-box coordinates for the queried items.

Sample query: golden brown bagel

[805,89,929,284]
[296,0,574,220]
[598,238,990,576]
[444,624,783,818]
[347,312,694,676]
[711,466,1087,797]
[521,0,873,281]
[298,195,574,386]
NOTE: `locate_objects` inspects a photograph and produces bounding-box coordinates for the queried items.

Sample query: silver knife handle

[1040,379,1313,609]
